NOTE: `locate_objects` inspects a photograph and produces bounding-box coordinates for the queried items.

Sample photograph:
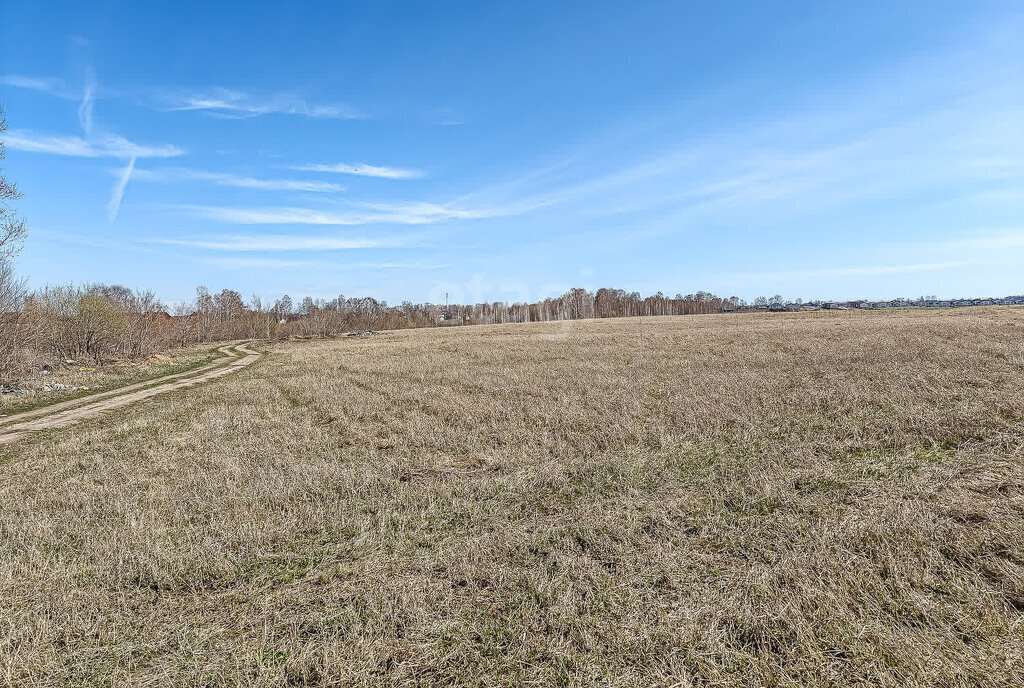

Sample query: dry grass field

[1,309,1023,686]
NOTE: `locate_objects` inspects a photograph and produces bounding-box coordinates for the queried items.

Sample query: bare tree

[273,294,293,322]
[172,301,196,347]
[214,289,243,319]
[0,108,29,380]
[0,108,27,258]
[248,294,272,339]
[195,286,214,341]
[0,259,28,379]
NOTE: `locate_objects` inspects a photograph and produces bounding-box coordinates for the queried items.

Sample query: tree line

[0,279,737,380]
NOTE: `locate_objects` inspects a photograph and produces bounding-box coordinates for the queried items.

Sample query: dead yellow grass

[1,309,1023,686]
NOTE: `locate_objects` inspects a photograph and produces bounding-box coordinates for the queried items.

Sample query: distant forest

[0,284,735,378]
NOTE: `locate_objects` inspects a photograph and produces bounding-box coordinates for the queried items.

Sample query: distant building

[723,294,1020,314]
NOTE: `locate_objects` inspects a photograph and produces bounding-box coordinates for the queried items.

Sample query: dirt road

[0,341,261,445]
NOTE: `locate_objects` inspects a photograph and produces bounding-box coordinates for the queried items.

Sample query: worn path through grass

[0,341,261,445]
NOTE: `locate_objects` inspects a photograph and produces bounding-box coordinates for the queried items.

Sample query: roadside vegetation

[1,309,1021,686]
[0,341,227,416]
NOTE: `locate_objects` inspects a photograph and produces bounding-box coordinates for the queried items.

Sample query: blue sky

[1,1,1022,305]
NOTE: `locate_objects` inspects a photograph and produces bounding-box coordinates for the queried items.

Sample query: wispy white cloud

[162,87,363,120]
[31,227,166,254]
[425,107,465,127]
[78,69,96,137]
[130,167,342,193]
[150,234,409,251]
[175,201,495,225]
[204,256,448,269]
[942,229,1024,251]
[5,130,184,159]
[356,261,449,270]
[746,261,974,281]
[710,229,1022,292]
[203,256,319,269]
[441,42,1024,243]
[1,75,69,95]
[107,155,137,222]
[293,162,424,179]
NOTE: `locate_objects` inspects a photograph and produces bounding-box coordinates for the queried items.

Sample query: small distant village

[726,295,1024,313]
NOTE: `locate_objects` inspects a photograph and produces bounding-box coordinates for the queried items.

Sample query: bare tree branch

[0,107,28,258]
